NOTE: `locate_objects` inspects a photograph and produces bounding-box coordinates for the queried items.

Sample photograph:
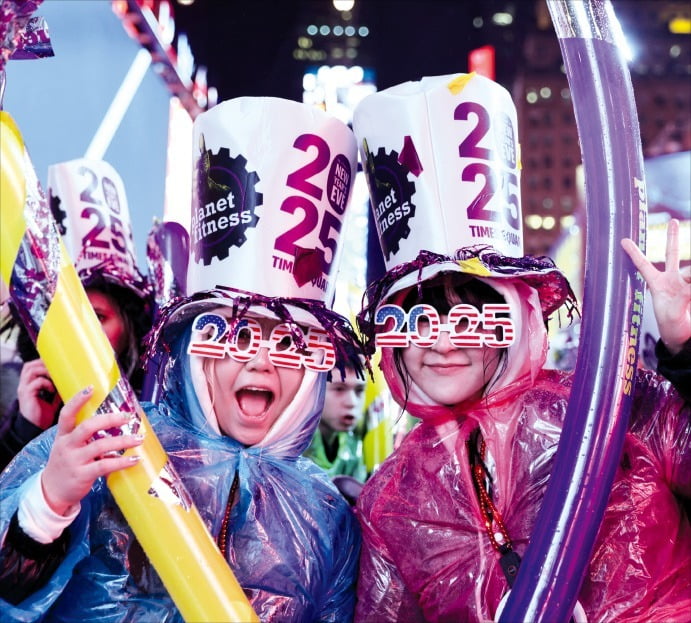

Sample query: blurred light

[561,215,576,229]
[192,65,208,108]
[163,98,193,228]
[333,48,344,59]
[176,0,194,5]
[669,16,691,34]
[294,49,327,61]
[112,0,127,16]
[348,65,364,82]
[333,0,355,10]
[85,49,152,160]
[358,26,369,37]
[303,73,317,90]
[492,12,513,26]
[540,86,552,99]
[543,216,556,230]
[345,25,356,36]
[176,33,194,84]
[526,91,538,104]
[561,88,571,100]
[473,17,483,28]
[542,197,554,209]
[469,45,495,80]
[307,24,318,35]
[302,65,376,125]
[156,0,175,45]
[670,44,682,58]
[313,86,326,103]
[346,48,358,59]
[333,25,344,36]
[526,215,542,229]
[207,86,218,109]
[319,25,331,35]
[298,36,312,49]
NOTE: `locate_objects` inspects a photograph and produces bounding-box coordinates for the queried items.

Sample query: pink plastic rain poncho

[354,270,691,623]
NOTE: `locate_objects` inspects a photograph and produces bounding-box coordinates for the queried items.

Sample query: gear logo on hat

[49,191,68,235]
[362,141,417,261]
[192,137,262,266]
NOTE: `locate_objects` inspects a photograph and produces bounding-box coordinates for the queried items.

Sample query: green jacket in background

[306,430,367,483]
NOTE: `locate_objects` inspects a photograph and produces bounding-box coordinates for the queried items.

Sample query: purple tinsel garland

[0,0,50,72]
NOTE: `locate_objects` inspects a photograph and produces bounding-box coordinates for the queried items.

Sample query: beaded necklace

[467,430,522,587]
[217,471,240,559]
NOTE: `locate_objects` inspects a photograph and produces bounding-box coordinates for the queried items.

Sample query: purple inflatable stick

[141,219,190,401]
[499,1,647,621]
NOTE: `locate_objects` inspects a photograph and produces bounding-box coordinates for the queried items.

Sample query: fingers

[19,358,49,381]
[72,418,143,486]
[681,265,691,284]
[56,386,94,435]
[71,410,132,445]
[86,453,142,481]
[620,238,658,286]
[18,370,55,399]
[665,218,680,271]
[78,427,144,469]
[18,360,55,390]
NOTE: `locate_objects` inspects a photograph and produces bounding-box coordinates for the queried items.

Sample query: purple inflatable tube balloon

[499,1,647,621]
[141,220,190,402]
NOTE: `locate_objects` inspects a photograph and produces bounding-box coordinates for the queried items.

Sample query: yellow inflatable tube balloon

[0,111,258,623]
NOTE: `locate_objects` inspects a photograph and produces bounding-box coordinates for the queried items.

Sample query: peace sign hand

[621,219,691,355]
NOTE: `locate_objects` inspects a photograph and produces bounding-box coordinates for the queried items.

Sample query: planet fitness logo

[192,139,262,265]
[362,143,416,261]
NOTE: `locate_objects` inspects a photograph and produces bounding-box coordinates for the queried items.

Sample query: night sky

[173,0,536,101]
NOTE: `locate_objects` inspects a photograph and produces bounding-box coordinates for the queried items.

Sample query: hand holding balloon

[622,219,691,355]
[41,386,143,517]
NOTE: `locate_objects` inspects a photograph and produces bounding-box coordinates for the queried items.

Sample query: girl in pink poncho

[353,222,690,623]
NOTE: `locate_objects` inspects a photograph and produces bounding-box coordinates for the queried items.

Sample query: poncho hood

[157,322,328,459]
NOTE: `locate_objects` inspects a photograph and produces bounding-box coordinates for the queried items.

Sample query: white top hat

[151,98,365,381]
[152,98,365,448]
[353,72,524,268]
[353,75,577,352]
[47,158,148,297]
[188,96,358,308]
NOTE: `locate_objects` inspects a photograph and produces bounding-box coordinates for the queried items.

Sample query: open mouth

[236,388,274,417]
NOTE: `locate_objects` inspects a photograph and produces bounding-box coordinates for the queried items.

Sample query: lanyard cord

[467,430,522,587]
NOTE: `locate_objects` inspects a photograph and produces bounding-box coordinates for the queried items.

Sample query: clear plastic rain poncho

[354,272,691,623]
[0,315,362,622]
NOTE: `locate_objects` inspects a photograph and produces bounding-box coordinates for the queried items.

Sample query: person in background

[306,356,367,481]
[0,159,152,473]
[351,73,690,623]
[0,97,365,622]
